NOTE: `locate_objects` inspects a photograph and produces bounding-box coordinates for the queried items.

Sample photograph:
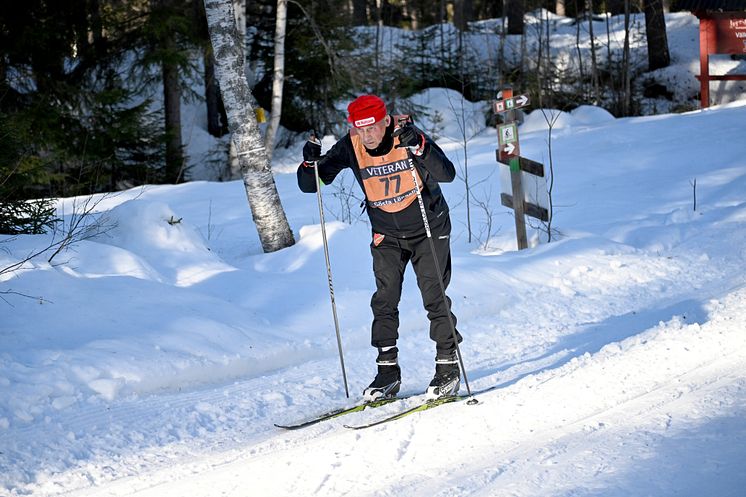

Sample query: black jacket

[297,120,456,238]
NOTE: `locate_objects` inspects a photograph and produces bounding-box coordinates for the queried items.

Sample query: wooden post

[494,88,547,250]
[699,17,714,108]
[509,162,528,250]
[498,87,528,250]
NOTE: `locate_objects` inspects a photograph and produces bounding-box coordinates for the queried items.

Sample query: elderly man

[297,94,462,401]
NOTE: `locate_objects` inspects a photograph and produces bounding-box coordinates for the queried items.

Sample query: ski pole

[405,151,477,405]
[312,155,350,398]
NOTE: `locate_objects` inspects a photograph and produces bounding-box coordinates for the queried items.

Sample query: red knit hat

[347,95,387,128]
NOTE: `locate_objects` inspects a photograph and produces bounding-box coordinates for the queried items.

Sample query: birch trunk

[264,0,287,159]
[203,0,295,252]
[233,0,246,43]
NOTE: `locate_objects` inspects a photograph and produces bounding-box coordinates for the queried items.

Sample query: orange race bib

[351,133,423,213]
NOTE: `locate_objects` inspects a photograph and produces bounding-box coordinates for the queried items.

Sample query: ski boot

[363,347,401,402]
[426,350,460,399]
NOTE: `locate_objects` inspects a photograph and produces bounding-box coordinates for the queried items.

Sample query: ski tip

[343,424,365,430]
[275,422,311,430]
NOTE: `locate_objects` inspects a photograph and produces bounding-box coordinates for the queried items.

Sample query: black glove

[393,124,425,156]
[302,136,322,166]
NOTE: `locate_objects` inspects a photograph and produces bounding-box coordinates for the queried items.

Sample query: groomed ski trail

[58,286,746,497]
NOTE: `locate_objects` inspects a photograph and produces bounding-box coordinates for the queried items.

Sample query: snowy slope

[2,87,746,496]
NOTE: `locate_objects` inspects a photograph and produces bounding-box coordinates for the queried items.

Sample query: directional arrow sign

[502,142,517,155]
[514,94,529,108]
[493,94,530,114]
[497,122,520,162]
[499,141,520,162]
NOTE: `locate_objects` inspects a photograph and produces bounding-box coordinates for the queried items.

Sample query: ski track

[10,282,745,497]
[4,227,746,496]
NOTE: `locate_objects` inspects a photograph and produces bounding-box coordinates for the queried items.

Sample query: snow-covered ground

[3,10,746,497]
[3,87,746,496]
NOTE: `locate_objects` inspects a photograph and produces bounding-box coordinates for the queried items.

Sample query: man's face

[358,115,390,149]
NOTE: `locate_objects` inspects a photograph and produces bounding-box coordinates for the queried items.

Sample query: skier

[297,94,462,401]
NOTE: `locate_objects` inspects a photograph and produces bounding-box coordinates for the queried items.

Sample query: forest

[0,0,694,236]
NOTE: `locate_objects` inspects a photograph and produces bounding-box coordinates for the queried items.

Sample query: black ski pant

[369,216,462,355]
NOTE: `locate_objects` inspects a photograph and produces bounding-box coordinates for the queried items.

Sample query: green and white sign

[498,123,518,146]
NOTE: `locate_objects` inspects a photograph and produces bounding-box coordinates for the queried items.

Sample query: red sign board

[695,11,746,107]
[707,16,746,54]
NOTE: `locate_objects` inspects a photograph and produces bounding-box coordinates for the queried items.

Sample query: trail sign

[493,87,549,250]
[498,123,520,162]
[498,122,517,144]
[493,94,530,114]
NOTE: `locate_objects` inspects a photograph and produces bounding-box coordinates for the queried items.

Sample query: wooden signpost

[493,87,549,250]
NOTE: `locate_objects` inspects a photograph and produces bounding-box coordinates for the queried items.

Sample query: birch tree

[203,0,295,252]
[264,0,287,159]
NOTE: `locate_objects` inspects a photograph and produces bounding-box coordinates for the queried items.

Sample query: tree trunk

[204,50,229,137]
[402,0,417,29]
[163,38,184,183]
[575,6,585,97]
[233,0,246,43]
[89,0,105,54]
[203,0,295,253]
[607,0,624,16]
[195,0,228,137]
[505,0,524,35]
[622,0,632,115]
[151,0,185,183]
[264,0,287,159]
[454,0,474,31]
[643,0,670,71]
[352,0,367,25]
[588,0,600,103]
[556,0,566,16]
[374,0,383,93]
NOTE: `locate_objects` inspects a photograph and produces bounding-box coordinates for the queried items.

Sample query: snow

[2,14,746,497]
